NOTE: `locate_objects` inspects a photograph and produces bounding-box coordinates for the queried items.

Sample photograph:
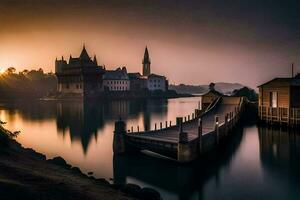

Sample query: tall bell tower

[142,46,151,76]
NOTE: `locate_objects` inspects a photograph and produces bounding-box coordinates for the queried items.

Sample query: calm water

[0,97,300,200]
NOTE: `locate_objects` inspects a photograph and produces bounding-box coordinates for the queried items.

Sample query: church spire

[142,46,151,76]
[143,46,150,64]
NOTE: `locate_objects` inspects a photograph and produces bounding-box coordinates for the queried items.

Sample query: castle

[55,45,168,97]
[55,46,105,97]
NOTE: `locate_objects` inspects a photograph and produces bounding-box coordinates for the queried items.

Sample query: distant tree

[19,69,29,76]
[209,82,215,91]
[232,87,258,102]
[5,67,16,75]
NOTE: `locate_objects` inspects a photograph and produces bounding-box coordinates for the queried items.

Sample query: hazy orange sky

[0,0,299,88]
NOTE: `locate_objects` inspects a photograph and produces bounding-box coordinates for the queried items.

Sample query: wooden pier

[113,96,247,163]
[258,106,300,127]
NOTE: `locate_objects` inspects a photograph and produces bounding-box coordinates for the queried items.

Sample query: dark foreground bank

[0,126,161,200]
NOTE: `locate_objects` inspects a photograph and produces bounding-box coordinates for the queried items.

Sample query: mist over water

[0,97,300,200]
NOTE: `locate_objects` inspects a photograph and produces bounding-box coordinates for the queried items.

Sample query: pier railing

[259,106,300,126]
[113,96,247,163]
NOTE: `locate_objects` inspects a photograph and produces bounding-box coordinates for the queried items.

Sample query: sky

[0,0,299,88]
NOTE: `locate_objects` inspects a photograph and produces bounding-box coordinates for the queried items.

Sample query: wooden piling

[225,114,228,136]
[198,117,203,154]
[155,123,157,130]
[165,121,168,128]
[215,115,219,145]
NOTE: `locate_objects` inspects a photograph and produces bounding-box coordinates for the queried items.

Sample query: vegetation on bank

[0,67,57,99]
[232,87,258,102]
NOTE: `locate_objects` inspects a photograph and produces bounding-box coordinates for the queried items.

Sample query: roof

[202,89,223,97]
[257,77,300,87]
[128,72,142,79]
[80,46,91,61]
[103,68,129,80]
[148,73,166,79]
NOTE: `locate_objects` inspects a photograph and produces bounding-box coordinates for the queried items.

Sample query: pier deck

[113,96,246,163]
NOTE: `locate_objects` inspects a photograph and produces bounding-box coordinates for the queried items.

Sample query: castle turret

[80,45,91,61]
[55,57,67,74]
[142,46,151,76]
[93,55,98,65]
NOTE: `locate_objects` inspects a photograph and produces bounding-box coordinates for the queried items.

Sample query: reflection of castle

[56,101,105,153]
[55,99,168,153]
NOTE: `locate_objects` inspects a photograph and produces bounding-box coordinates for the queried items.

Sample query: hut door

[270,92,278,108]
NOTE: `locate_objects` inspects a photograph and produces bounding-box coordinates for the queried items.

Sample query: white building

[147,74,167,91]
[103,67,130,91]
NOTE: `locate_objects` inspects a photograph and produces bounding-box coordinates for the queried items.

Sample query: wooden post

[160,122,162,130]
[184,116,186,122]
[198,117,203,154]
[179,121,183,133]
[169,120,172,127]
[155,123,157,130]
[270,107,273,124]
[113,119,127,154]
[176,117,183,126]
[188,115,190,121]
[131,126,133,132]
[165,121,168,128]
[225,114,228,136]
[288,107,290,126]
[279,107,281,125]
[192,113,195,119]
[215,115,219,145]
[296,109,298,127]
[230,112,233,130]
[137,126,139,133]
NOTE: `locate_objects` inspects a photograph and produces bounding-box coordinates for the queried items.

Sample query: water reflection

[113,127,244,200]
[2,98,300,200]
[0,99,169,154]
[258,126,300,189]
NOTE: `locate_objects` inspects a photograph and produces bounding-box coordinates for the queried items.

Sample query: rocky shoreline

[0,126,162,200]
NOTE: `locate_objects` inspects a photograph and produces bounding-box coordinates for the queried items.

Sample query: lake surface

[0,97,300,200]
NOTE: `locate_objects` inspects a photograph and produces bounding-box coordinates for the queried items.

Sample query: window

[270,92,278,108]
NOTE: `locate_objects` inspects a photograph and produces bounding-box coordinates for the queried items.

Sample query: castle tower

[142,46,151,76]
[80,45,91,61]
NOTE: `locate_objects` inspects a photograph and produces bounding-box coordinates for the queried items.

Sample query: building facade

[258,75,300,126]
[201,89,222,110]
[147,74,168,91]
[103,67,130,91]
[55,46,105,96]
[128,73,147,91]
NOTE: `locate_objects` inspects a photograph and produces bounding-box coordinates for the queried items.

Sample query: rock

[47,156,71,169]
[121,183,142,197]
[25,148,46,160]
[71,167,82,174]
[139,187,161,200]
[95,178,110,185]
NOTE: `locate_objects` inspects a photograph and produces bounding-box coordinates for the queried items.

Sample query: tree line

[0,67,57,99]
